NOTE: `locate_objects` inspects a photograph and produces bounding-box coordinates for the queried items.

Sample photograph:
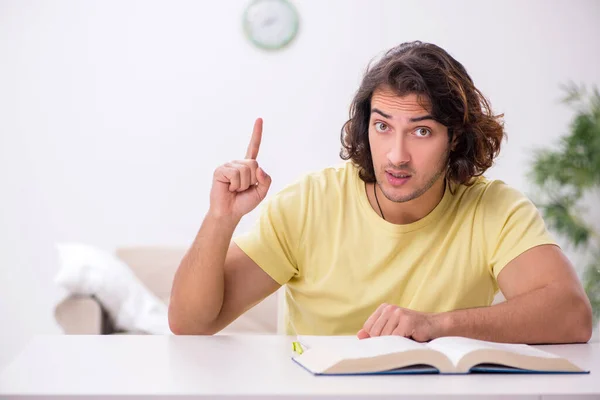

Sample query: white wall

[1,0,598,368]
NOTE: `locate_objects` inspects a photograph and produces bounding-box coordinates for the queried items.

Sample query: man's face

[368,86,450,203]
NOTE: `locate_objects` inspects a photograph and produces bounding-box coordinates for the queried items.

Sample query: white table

[0,335,599,399]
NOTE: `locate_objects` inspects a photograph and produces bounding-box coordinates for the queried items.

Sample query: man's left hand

[357,303,440,342]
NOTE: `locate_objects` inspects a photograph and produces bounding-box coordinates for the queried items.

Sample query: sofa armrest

[54,296,104,334]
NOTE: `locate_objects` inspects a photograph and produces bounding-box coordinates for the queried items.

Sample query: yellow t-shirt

[233,161,557,335]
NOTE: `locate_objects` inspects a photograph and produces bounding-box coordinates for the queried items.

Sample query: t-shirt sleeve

[232,177,309,285]
[481,180,559,280]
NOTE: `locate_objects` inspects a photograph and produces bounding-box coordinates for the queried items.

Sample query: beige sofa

[54,246,281,335]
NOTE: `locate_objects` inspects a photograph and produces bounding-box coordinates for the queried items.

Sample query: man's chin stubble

[379,185,426,203]
[378,170,445,204]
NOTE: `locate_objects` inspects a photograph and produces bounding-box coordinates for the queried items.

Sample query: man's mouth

[386,170,412,178]
[385,170,412,186]
[390,173,411,178]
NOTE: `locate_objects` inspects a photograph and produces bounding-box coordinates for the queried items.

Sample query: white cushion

[54,243,171,334]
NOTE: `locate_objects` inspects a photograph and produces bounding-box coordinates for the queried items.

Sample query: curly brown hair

[340,41,505,187]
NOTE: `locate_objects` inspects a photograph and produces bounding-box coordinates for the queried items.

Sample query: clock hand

[262,17,276,27]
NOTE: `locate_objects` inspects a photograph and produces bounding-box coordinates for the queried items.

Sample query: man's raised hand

[210,118,272,220]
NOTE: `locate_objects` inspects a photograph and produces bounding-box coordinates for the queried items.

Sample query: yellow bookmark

[292,341,304,355]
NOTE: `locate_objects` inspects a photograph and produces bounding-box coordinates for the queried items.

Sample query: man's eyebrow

[409,115,435,123]
[371,108,392,119]
[371,108,435,123]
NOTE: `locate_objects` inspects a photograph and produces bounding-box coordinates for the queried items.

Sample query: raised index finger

[245,118,263,160]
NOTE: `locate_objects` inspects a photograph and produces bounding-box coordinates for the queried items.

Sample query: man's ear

[448,129,458,151]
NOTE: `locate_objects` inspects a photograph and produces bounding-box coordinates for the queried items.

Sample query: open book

[292,335,588,375]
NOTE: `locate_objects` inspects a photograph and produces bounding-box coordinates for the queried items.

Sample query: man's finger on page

[369,313,390,337]
[357,329,370,340]
[245,118,263,160]
[362,303,388,333]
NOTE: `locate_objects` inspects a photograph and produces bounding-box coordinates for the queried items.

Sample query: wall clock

[243,0,300,51]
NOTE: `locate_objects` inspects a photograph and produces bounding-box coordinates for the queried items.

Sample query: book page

[298,335,426,359]
[426,336,561,366]
[297,335,361,351]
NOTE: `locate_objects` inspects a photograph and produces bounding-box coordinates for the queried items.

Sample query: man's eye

[375,122,388,132]
[415,127,431,137]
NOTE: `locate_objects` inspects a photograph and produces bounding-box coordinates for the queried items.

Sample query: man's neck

[366,177,446,225]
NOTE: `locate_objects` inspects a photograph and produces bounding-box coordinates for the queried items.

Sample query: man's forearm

[433,284,592,344]
[168,213,240,334]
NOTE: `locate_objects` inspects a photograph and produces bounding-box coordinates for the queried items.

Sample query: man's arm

[359,244,592,344]
[433,244,592,343]
[169,118,281,335]
[168,215,280,335]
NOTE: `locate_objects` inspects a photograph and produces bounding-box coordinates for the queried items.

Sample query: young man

[169,41,592,344]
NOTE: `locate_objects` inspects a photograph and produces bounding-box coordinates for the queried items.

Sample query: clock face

[243,0,299,50]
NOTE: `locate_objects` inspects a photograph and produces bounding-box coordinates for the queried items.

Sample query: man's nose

[387,134,410,165]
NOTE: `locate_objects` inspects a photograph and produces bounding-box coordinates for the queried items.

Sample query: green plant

[528,83,600,325]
